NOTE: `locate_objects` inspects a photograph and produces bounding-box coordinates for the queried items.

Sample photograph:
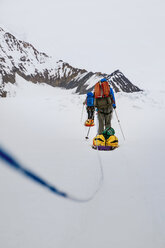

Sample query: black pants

[87,106,95,120]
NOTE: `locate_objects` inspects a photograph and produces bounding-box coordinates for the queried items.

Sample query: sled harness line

[0,146,102,203]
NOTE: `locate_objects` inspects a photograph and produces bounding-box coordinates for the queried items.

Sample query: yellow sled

[106,135,119,148]
[93,134,119,151]
[93,135,105,146]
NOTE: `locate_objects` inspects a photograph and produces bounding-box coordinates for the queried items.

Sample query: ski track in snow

[0,76,165,248]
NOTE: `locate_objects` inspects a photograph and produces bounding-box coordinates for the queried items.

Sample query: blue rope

[0,147,67,199]
[0,146,103,202]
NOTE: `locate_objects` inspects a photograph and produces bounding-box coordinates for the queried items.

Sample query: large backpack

[94,78,112,108]
[94,79,110,98]
[87,92,94,106]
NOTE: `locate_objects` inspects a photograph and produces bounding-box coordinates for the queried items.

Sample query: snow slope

[0,76,165,248]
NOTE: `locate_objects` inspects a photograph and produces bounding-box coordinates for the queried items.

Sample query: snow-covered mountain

[0,27,141,97]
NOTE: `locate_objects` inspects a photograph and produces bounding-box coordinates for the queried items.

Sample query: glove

[113,105,116,109]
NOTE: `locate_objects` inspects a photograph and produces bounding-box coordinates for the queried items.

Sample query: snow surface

[0,76,165,248]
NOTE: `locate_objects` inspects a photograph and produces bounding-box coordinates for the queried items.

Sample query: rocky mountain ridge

[0,27,141,97]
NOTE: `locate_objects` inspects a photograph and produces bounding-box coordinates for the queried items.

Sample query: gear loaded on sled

[92,127,118,151]
[84,92,95,127]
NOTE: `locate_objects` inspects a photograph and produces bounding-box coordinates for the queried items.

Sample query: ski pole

[114,109,125,141]
[85,127,91,139]
[80,104,84,123]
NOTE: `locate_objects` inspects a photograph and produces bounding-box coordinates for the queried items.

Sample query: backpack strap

[98,109,112,115]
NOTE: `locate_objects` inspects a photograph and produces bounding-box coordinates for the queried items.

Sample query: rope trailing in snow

[70,115,104,202]
[0,146,103,203]
[0,147,67,198]
[95,112,104,182]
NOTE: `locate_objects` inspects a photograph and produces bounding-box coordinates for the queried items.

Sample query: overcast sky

[1,0,165,89]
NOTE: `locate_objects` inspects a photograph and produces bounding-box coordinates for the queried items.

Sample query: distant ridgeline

[0,27,142,97]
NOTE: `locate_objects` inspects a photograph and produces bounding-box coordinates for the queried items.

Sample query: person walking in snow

[83,92,95,121]
[94,78,116,134]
